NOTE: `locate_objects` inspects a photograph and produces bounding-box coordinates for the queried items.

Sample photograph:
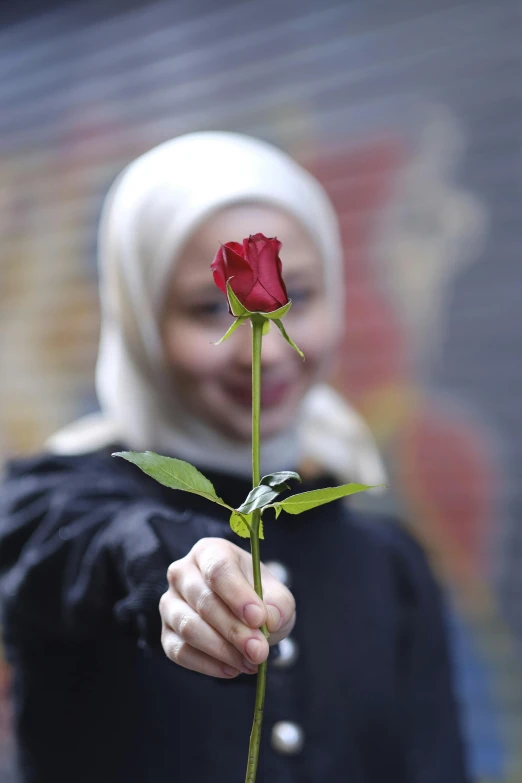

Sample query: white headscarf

[47,132,386,485]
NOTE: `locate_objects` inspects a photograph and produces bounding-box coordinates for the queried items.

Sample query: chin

[213,411,287,444]
[259,411,290,440]
[218,413,256,444]
[208,393,299,443]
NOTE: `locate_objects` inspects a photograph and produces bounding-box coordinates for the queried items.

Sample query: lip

[223,379,294,408]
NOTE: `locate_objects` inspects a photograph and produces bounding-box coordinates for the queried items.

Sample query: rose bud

[211,233,289,314]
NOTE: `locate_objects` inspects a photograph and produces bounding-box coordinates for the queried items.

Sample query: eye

[287,287,314,306]
[188,299,231,319]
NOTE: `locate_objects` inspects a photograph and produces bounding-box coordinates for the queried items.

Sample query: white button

[264,561,291,587]
[272,637,299,669]
[271,721,304,755]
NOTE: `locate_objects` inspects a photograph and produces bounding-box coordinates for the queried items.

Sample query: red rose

[211,233,289,314]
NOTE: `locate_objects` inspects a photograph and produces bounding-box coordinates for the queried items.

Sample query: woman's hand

[159,537,296,678]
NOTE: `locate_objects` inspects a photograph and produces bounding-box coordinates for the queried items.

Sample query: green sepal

[269,482,386,516]
[225,280,293,320]
[229,510,264,539]
[273,319,305,360]
[226,281,250,317]
[262,319,271,335]
[213,315,248,345]
[113,451,232,511]
[262,301,292,320]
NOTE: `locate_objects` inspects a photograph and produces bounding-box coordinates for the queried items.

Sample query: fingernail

[246,638,264,663]
[223,665,240,677]
[243,603,265,627]
[267,604,282,631]
[242,658,258,674]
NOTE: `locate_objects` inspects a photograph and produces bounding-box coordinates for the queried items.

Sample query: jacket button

[264,560,291,587]
[272,637,299,669]
[271,721,304,755]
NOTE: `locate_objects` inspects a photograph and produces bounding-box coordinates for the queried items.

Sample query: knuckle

[195,587,216,618]
[177,613,198,644]
[203,556,231,589]
[163,599,182,635]
[158,591,169,618]
[160,628,169,653]
[190,538,207,558]
[163,634,183,664]
[192,536,222,557]
[174,641,190,667]
[216,638,233,665]
[225,621,244,648]
[167,560,183,586]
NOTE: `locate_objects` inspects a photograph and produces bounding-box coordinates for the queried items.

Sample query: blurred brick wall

[1,1,521,780]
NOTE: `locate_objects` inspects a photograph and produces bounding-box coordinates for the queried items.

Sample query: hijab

[47,132,386,486]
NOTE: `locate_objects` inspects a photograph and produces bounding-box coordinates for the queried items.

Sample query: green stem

[245,316,269,783]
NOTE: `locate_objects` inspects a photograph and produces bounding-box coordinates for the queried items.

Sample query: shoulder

[347,509,427,560]
[4,446,122,480]
[1,446,148,512]
[346,510,443,606]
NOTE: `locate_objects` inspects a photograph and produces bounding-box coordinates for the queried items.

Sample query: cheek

[162,318,227,381]
[287,304,336,375]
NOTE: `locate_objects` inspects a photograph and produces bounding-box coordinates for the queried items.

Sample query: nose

[261,323,289,369]
[233,319,288,371]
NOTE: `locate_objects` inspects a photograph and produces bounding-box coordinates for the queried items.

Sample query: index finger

[193,540,268,629]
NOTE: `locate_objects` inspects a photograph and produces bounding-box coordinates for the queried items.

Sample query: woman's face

[161,204,337,442]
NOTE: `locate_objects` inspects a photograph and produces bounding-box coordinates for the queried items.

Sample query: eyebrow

[174,279,220,294]
[282,270,318,283]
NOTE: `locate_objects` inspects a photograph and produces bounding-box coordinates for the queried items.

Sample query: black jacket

[0,446,470,783]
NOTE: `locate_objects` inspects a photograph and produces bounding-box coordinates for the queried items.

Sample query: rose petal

[243,237,259,275]
[275,253,289,300]
[244,279,280,312]
[211,234,289,313]
[225,241,244,257]
[256,240,288,307]
[210,246,227,294]
[249,232,279,248]
[222,244,256,303]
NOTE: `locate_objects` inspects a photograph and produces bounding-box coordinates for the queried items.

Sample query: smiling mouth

[223,380,293,408]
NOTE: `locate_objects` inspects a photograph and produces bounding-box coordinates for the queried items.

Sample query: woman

[0,132,469,782]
